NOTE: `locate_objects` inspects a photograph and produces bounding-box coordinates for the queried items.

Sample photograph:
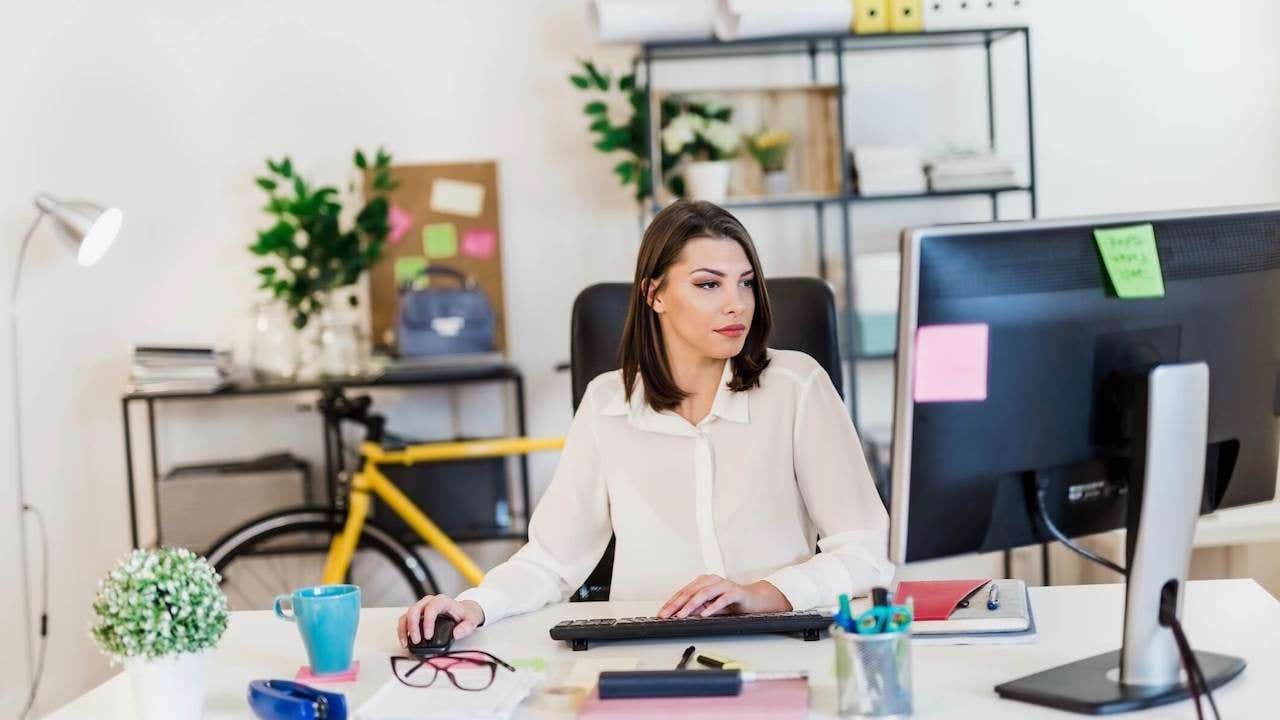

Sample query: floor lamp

[11,193,122,716]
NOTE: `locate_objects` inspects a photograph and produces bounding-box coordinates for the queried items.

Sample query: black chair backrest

[565,277,843,601]
[570,277,842,410]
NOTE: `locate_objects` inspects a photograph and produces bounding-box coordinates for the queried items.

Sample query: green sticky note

[511,657,547,673]
[394,256,429,288]
[1094,223,1165,298]
[423,222,458,259]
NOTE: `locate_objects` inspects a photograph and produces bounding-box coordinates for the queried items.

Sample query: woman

[397,200,892,648]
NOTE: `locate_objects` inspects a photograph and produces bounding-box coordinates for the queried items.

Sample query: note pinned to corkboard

[367,161,506,354]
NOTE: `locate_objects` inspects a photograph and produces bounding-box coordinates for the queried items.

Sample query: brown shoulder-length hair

[619,200,772,411]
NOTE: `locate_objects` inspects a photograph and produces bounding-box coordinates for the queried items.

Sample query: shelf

[849,185,1031,203]
[715,185,1031,210]
[644,27,1028,61]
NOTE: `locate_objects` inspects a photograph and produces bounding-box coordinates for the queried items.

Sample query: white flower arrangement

[90,548,229,662]
[660,107,740,162]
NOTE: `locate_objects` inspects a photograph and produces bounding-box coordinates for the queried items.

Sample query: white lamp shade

[34,193,123,266]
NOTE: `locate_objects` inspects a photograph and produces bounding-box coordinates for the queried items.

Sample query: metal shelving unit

[639,27,1037,425]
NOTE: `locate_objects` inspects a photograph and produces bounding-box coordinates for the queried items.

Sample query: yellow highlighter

[696,653,745,671]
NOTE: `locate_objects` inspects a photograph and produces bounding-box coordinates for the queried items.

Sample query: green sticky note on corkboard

[394,256,429,288]
[423,222,458,259]
[1094,223,1165,299]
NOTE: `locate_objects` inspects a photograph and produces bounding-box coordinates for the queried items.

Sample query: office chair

[567,277,845,600]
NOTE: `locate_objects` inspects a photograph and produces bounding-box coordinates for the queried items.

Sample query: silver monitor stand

[995,363,1245,713]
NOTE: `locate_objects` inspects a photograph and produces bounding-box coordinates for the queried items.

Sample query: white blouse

[456,349,894,625]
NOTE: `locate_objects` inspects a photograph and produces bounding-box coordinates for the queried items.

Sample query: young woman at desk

[397,200,892,648]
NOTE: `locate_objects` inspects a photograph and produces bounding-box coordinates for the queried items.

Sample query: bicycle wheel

[205,508,437,611]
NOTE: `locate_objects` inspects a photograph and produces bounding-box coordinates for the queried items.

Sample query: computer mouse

[408,614,457,656]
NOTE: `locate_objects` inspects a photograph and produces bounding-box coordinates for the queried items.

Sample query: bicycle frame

[320,436,565,587]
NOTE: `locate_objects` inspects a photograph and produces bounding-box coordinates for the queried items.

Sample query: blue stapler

[247,679,347,720]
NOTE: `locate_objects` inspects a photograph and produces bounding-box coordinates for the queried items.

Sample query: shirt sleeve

[763,367,895,611]
[456,388,612,625]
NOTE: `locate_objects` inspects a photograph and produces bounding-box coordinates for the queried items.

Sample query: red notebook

[578,678,808,720]
[894,579,989,620]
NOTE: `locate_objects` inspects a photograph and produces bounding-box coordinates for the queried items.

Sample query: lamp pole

[11,211,42,684]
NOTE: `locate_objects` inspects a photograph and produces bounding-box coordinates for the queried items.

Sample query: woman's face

[649,236,756,362]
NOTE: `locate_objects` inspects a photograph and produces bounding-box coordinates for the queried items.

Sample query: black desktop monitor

[888,205,1280,713]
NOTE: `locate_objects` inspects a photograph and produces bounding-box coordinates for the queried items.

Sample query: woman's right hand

[396,595,486,648]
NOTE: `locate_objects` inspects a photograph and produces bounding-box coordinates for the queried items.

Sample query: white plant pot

[125,650,210,720]
[684,160,732,203]
[762,170,791,195]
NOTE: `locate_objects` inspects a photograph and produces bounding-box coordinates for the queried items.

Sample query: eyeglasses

[390,650,516,691]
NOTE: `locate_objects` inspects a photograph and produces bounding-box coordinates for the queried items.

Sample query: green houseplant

[250,148,399,331]
[569,59,694,203]
[90,548,229,720]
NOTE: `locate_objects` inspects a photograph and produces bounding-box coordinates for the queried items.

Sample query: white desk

[48,579,1278,719]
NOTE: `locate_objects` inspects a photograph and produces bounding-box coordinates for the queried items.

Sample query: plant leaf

[589,118,610,133]
[584,60,609,91]
[584,101,607,116]
[354,150,368,169]
[569,74,590,89]
[255,177,277,191]
[280,157,293,178]
[619,74,635,91]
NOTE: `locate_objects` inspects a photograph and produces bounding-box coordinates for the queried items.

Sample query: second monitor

[888,204,1280,713]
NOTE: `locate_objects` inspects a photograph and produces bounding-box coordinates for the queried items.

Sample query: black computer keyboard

[549,610,832,650]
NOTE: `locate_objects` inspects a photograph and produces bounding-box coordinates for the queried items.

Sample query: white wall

[2,0,1278,714]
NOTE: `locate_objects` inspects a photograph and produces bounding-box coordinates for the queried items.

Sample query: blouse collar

[601,360,749,435]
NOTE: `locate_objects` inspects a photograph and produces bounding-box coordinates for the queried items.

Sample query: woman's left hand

[657,574,792,618]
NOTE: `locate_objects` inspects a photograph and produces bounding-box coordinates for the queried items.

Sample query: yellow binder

[888,0,924,33]
[852,0,889,35]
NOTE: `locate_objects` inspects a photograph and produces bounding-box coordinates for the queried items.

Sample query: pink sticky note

[295,660,359,684]
[914,323,989,403]
[388,206,412,244]
[462,228,497,259]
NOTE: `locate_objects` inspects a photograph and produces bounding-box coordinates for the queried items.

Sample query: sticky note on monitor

[1094,223,1165,298]
[914,323,988,403]
[462,228,497,259]
[387,205,412,244]
[429,178,485,218]
[423,222,458,259]
[394,256,428,288]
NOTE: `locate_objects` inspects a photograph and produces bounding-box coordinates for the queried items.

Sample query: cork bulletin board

[367,161,506,354]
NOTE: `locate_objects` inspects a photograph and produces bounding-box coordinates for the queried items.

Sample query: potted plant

[661,98,740,203]
[248,148,399,378]
[90,548,230,720]
[568,59,709,205]
[746,129,794,195]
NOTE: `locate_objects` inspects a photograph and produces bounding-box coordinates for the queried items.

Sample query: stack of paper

[130,345,230,394]
[926,151,1019,191]
[851,145,926,196]
[357,669,539,720]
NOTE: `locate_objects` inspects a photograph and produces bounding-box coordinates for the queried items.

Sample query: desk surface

[48,579,1277,719]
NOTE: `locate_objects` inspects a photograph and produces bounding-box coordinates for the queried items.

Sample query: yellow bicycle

[205,389,563,610]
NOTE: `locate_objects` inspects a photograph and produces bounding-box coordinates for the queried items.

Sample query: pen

[987,582,1000,611]
[837,593,854,631]
[696,653,743,670]
[676,645,695,670]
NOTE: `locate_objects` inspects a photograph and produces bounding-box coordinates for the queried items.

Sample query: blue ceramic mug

[274,584,361,675]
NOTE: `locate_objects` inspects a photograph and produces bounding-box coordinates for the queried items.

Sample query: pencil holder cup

[833,624,913,719]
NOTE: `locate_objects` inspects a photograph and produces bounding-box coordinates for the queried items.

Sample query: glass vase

[248,301,300,381]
